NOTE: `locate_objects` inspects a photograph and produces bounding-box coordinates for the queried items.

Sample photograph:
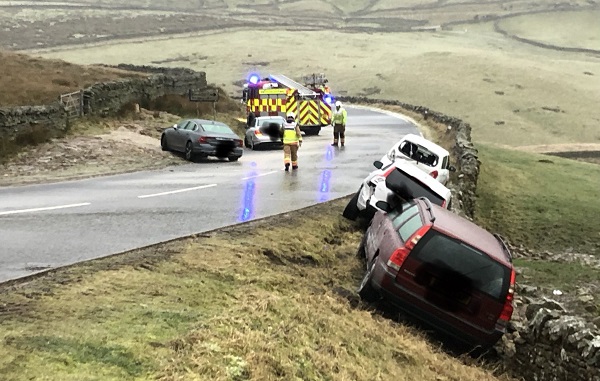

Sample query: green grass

[475,143,600,254]
[37,19,600,147]
[0,198,512,381]
[497,10,600,51]
[514,259,600,293]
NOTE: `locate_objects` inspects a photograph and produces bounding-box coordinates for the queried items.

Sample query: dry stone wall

[0,65,206,151]
[339,96,599,381]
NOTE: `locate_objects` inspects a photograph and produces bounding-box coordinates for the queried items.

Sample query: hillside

[0,51,146,107]
[0,197,514,381]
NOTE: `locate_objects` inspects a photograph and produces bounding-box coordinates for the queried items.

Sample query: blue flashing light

[238,173,257,222]
[318,169,332,203]
[323,94,334,105]
[248,74,260,85]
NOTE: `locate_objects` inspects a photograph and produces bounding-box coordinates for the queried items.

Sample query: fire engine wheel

[304,127,320,136]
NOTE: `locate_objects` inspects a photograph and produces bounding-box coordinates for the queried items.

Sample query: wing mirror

[375,201,391,212]
[373,160,383,169]
[173,124,178,130]
[449,165,456,172]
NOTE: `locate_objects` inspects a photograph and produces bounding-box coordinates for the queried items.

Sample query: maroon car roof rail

[493,233,513,263]
[419,197,436,223]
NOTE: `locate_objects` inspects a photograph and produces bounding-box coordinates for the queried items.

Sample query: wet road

[0,106,418,282]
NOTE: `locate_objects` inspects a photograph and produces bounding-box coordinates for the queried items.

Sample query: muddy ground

[0,109,185,186]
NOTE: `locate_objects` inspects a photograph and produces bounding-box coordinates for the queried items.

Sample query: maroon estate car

[357,197,516,349]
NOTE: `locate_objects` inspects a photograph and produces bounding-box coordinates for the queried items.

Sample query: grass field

[0,198,513,381]
[497,10,600,51]
[0,51,145,106]
[36,19,600,147]
[475,143,600,253]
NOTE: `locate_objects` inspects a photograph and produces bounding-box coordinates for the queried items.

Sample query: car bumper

[357,180,394,213]
[254,138,283,147]
[193,143,243,158]
[370,261,504,348]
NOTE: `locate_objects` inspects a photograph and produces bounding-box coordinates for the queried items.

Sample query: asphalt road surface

[0,106,419,282]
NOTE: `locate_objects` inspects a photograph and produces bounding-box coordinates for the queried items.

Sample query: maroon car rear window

[410,230,510,299]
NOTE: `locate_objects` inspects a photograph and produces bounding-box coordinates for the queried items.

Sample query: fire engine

[242,73,334,136]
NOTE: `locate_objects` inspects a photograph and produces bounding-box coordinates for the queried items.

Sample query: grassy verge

[475,144,600,254]
[0,198,511,381]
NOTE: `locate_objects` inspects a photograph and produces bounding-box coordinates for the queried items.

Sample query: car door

[185,122,202,142]
[172,120,190,151]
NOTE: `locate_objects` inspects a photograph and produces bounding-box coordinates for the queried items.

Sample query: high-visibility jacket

[332,107,347,125]
[282,122,302,144]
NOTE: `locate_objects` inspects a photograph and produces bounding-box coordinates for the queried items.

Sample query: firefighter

[281,112,303,171]
[331,101,347,147]
[320,79,331,94]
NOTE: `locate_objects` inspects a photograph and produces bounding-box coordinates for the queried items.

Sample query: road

[0,107,419,282]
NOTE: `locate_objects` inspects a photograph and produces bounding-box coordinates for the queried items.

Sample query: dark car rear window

[385,169,445,206]
[410,230,510,299]
[203,123,234,134]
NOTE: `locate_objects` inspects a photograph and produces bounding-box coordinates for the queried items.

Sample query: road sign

[189,88,219,102]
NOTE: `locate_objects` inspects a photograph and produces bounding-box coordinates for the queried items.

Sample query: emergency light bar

[248,74,260,85]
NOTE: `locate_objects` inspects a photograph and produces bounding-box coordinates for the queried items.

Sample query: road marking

[0,202,91,216]
[241,171,278,180]
[137,184,217,199]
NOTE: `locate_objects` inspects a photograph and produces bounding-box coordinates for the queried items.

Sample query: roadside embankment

[340,96,600,381]
[0,65,207,159]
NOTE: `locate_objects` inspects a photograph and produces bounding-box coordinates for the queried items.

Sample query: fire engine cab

[242,73,334,136]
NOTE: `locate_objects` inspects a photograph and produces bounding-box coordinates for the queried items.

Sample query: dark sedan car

[161,119,243,162]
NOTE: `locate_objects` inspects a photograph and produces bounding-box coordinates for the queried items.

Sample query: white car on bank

[379,134,456,185]
[342,159,453,221]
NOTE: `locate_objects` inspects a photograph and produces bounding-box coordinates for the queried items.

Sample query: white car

[379,134,455,185]
[342,160,452,221]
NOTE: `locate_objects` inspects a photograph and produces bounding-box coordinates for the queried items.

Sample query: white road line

[0,202,91,216]
[137,184,217,199]
[241,171,278,180]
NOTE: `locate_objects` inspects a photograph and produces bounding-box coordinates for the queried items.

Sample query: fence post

[79,89,84,117]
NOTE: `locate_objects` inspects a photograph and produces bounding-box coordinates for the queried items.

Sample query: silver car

[244,116,285,150]
[161,119,243,162]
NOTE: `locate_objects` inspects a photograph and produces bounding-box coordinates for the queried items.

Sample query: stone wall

[339,96,599,381]
[338,96,480,219]
[509,303,600,381]
[0,65,207,153]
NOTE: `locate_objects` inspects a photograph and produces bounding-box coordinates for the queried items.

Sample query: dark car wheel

[184,142,194,161]
[358,257,379,303]
[356,232,367,259]
[361,201,377,221]
[342,189,361,221]
[161,135,169,151]
[245,137,255,150]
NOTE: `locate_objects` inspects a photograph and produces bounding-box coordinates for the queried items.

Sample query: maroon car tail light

[496,268,516,330]
[430,170,439,179]
[387,225,432,271]
[198,136,209,143]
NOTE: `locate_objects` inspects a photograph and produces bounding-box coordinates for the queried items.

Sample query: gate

[59,90,84,118]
